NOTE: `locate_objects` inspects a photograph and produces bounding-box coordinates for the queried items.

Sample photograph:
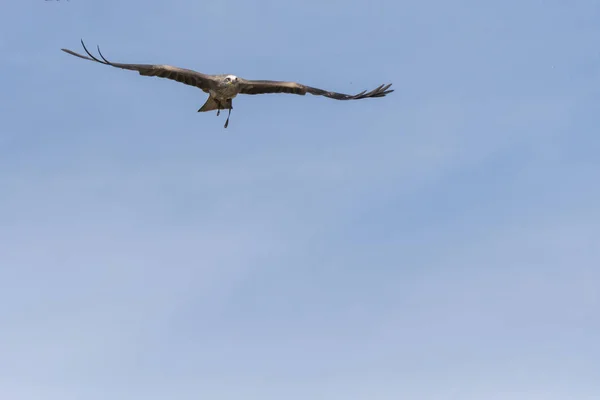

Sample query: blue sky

[1,1,599,399]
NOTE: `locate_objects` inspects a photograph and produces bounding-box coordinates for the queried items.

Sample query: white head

[224,75,238,85]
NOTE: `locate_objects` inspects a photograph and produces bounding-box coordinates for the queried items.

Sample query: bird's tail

[198,97,232,112]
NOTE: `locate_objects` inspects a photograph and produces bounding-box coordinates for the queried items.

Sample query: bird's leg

[224,108,232,129]
[216,99,223,116]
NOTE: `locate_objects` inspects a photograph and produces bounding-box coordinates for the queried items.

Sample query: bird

[61,40,394,128]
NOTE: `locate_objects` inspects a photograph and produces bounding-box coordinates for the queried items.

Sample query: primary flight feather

[61,40,394,128]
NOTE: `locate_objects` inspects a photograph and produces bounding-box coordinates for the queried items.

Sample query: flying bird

[61,40,394,128]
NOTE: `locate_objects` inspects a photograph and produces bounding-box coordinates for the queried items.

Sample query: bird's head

[224,75,238,85]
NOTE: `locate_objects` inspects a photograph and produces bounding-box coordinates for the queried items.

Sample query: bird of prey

[61,40,394,128]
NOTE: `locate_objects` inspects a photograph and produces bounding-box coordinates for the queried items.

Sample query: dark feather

[61,39,217,92]
[237,79,393,100]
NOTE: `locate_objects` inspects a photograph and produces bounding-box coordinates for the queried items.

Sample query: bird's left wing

[236,79,393,100]
[61,40,218,92]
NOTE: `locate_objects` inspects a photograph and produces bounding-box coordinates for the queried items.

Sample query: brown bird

[61,40,394,128]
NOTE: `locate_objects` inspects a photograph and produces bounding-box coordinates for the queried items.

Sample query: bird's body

[61,40,393,128]
[207,75,239,100]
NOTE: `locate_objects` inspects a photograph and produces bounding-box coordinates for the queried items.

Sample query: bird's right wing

[61,40,218,92]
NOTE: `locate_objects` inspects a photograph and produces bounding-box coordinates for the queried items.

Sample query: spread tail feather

[198,97,232,112]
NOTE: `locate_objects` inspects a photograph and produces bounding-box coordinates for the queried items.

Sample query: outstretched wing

[236,79,393,100]
[61,39,218,92]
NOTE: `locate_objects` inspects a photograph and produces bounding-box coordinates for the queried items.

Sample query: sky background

[1,1,599,399]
